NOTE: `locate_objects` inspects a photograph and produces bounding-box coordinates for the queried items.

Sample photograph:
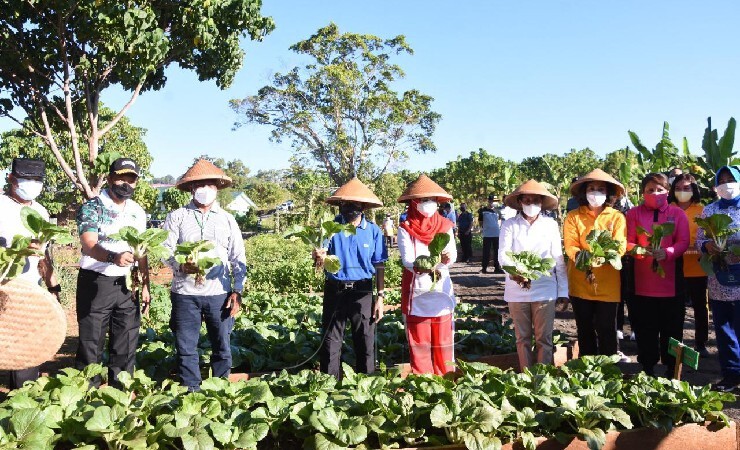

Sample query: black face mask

[340,204,363,222]
[111,182,134,200]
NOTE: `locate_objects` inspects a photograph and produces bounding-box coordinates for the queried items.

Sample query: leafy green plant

[502,251,556,289]
[110,226,170,294]
[575,230,622,292]
[631,223,675,277]
[694,213,740,275]
[20,206,75,246]
[174,240,222,286]
[0,235,37,283]
[283,215,356,274]
[413,232,451,290]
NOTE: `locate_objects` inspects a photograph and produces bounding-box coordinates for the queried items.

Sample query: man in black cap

[0,158,61,388]
[75,157,150,387]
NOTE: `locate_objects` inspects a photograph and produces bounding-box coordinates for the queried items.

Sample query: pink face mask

[644,192,668,209]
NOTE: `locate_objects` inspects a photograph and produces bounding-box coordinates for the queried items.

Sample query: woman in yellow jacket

[669,173,709,357]
[563,169,627,357]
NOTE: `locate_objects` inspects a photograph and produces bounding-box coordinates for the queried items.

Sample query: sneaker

[712,376,740,393]
[630,332,636,341]
[616,351,630,363]
[616,330,624,340]
[695,345,710,358]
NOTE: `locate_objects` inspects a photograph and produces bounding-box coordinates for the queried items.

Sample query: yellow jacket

[563,206,626,302]
[675,202,705,278]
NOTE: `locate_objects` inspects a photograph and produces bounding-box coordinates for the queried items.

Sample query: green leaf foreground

[0,356,733,449]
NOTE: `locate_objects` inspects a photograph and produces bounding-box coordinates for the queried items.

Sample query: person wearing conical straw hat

[563,169,628,362]
[0,158,61,389]
[162,159,247,392]
[396,174,457,375]
[498,180,568,369]
[313,177,388,379]
[75,157,149,388]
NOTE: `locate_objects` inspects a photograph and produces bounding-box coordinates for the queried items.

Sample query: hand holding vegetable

[652,248,667,261]
[412,233,450,291]
[694,214,740,275]
[284,216,356,274]
[174,240,222,286]
[113,251,135,267]
[705,241,722,256]
[502,251,556,290]
[630,223,675,277]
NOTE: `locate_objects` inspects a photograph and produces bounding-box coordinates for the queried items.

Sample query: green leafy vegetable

[174,240,223,285]
[502,251,556,289]
[412,233,450,291]
[20,206,74,246]
[694,213,740,275]
[283,214,357,274]
[0,235,37,283]
[630,223,675,277]
[109,226,171,293]
[575,230,623,292]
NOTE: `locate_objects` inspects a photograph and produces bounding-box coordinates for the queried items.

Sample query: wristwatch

[47,284,62,293]
[106,251,116,263]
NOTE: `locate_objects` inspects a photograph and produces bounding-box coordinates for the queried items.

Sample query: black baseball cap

[109,157,140,177]
[11,158,45,179]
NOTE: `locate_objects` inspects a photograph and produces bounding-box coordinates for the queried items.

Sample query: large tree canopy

[231,23,441,185]
[0,0,274,199]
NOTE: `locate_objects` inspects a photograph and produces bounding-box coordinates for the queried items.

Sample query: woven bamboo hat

[0,278,67,370]
[325,177,383,209]
[176,159,233,191]
[397,174,452,203]
[504,179,559,210]
[569,168,625,197]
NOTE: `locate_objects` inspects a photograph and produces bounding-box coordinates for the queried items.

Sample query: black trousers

[631,295,685,373]
[685,276,709,347]
[8,366,39,390]
[481,237,500,271]
[458,232,473,262]
[320,279,375,379]
[75,269,140,388]
[570,296,618,356]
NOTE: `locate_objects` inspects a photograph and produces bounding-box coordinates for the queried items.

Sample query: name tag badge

[363,243,369,248]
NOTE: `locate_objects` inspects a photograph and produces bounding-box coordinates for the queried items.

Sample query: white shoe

[616,330,624,340]
[616,351,631,363]
[630,332,636,341]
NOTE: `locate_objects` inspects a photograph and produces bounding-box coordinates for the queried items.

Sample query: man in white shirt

[0,158,60,389]
[75,158,150,388]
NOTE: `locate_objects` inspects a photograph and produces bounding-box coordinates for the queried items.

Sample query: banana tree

[628,121,688,176]
[697,117,737,186]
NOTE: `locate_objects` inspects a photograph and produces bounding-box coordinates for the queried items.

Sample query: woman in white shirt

[498,180,568,369]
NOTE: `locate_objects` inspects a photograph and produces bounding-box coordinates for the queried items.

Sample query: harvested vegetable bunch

[413,233,450,291]
[694,213,740,275]
[174,240,222,286]
[630,222,675,277]
[575,229,623,290]
[502,250,556,289]
[109,226,171,292]
[283,215,356,274]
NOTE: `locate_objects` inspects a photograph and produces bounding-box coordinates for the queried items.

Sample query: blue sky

[4,1,740,178]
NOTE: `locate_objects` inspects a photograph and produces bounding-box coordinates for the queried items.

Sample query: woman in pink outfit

[626,173,690,378]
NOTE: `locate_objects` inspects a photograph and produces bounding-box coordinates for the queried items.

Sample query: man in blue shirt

[313,178,388,379]
[478,194,502,273]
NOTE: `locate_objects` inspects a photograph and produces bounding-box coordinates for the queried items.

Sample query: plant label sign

[668,338,699,370]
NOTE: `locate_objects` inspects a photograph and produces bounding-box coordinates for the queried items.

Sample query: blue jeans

[710,299,740,378]
[170,293,234,389]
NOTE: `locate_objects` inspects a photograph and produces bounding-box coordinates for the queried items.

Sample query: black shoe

[712,376,740,393]
[696,345,710,358]
[643,366,655,377]
[481,268,488,273]
[494,268,504,274]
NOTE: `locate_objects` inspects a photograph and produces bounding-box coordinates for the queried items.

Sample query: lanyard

[193,210,210,240]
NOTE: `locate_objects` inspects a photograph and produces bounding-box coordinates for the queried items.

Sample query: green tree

[431,149,512,205]
[161,187,192,213]
[628,121,689,176]
[0,0,274,199]
[697,116,737,185]
[231,23,441,185]
[133,180,159,215]
[0,107,152,214]
[244,179,288,209]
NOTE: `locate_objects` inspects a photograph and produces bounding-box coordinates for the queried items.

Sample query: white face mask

[15,178,43,201]
[416,200,438,218]
[717,182,740,200]
[586,192,607,208]
[675,191,693,203]
[522,203,541,217]
[193,186,217,206]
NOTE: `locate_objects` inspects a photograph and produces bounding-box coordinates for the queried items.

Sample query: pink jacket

[626,203,690,297]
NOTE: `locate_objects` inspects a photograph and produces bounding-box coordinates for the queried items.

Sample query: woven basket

[0,278,67,370]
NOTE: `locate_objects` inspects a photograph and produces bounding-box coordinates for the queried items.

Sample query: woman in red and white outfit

[397,174,457,375]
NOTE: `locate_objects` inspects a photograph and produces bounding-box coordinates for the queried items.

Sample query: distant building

[226,191,257,215]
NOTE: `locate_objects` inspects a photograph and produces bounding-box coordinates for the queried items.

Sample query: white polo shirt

[0,194,49,283]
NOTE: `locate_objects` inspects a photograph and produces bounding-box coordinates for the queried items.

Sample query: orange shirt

[563,206,626,302]
[674,202,706,278]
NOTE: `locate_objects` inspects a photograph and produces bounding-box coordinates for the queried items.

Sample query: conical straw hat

[0,278,67,370]
[504,179,559,210]
[176,159,233,191]
[569,168,626,197]
[397,174,452,203]
[326,177,383,208]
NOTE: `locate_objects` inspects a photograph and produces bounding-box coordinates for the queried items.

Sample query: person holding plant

[162,159,246,392]
[696,166,740,392]
[0,158,61,389]
[626,173,689,377]
[397,174,457,375]
[75,157,149,388]
[563,169,627,361]
[669,173,709,357]
[498,180,568,369]
[312,178,387,379]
